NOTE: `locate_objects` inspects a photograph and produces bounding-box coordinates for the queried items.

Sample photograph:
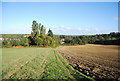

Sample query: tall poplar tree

[31,20,40,37]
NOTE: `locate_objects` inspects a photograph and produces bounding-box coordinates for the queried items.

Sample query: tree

[20,38,29,46]
[2,39,8,46]
[73,37,80,44]
[34,37,43,45]
[78,39,85,45]
[80,36,88,44]
[40,25,46,35]
[28,20,58,47]
[28,35,35,45]
[98,36,104,41]
[2,39,12,48]
[47,29,53,37]
[32,20,40,37]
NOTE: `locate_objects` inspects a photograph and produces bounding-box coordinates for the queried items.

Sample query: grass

[2,47,94,81]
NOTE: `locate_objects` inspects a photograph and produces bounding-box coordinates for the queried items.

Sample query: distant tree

[80,36,88,44]
[98,36,105,41]
[60,35,65,39]
[78,39,83,45]
[40,25,46,35]
[31,20,40,37]
[64,37,73,45]
[73,37,80,44]
[2,39,8,46]
[47,29,53,37]
[2,39,12,48]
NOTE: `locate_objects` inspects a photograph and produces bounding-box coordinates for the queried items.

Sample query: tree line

[59,32,120,45]
[2,21,60,48]
[1,20,120,48]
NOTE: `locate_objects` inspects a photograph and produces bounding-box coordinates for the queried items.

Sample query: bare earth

[57,44,120,81]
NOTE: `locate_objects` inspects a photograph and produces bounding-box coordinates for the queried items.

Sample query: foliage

[2,38,29,48]
[47,29,53,37]
[40,25,46,35]
[28,20,59,47]
[1,34,29,38]
[1,20,119,47]
[12,40,21,46]
[2,39,12,48]
[24,43,29,47]
[60,32,120,45]
[34,37,43,45]
[31,20,39,36]
[20,38,29,46]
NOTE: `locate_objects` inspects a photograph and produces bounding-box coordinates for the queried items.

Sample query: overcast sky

[2,2,118,35]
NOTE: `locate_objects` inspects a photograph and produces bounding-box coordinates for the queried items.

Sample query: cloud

[46,26,112,35]
[2,24,115,35]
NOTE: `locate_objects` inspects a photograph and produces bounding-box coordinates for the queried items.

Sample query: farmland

[2,47,94,81]
[58,44,120,81]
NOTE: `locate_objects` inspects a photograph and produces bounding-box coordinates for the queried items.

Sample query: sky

[1,0,120,2]
[1,2,118,35]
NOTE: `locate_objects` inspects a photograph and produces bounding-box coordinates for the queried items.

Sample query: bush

[11,40,20,46]
[2,39,12,48]
[20,38,29,46]
[34,37,43,45]
[50,39,56,47]
[24,43,29,47]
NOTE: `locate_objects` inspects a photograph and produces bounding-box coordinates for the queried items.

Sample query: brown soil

[57,44,120,81]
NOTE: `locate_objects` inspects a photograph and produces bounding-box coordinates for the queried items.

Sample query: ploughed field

[57,44,120,81]
[2,47,94,81]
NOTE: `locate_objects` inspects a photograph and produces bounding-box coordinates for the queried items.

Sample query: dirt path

[57,44,120,81]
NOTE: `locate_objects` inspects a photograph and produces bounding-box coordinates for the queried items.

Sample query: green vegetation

[28,21,59,47]
[1,32,120,48]
[60,32,120,45]
[1,20,120,48]
[2,34,29,38]
[2,38,29,48]
[47,28,53,37]
[1,20,60,48]
[2,47,94,81]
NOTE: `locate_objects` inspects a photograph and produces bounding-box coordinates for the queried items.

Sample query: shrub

[24,43,29,47]
[20,38,29,46]
[11,40,20,46]
[2,39,12,48]
[34,37,43,45]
